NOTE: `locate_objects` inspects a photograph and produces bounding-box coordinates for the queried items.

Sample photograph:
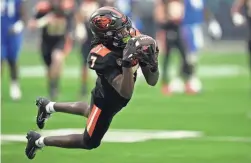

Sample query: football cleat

[25,131,42,159]
[10,82,22,100]
[36,97,50,129]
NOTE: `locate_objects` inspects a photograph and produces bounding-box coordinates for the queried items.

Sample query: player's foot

[36,97,51,129]
[161,84,172,95]
[10,82,22,100]
[185,82,198,95]
[25,131,42,160]
[185,77,202,95]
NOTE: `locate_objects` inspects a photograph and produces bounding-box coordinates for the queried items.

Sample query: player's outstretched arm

[136,35,160,86]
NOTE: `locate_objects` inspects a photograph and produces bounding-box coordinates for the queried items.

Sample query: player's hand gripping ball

[122,35,159,72]
[133,35,159,69]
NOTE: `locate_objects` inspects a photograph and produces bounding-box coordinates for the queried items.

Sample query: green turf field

[1,48,251,163]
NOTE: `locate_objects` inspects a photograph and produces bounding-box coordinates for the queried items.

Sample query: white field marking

[1,129,202,143]
[1,129,251,144]
[19,65,248,79]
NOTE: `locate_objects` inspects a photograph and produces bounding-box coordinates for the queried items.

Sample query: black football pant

[82,95,122,149]
[161,24,193,84]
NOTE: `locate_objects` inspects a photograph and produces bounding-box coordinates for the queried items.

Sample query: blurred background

[1,0,251,163]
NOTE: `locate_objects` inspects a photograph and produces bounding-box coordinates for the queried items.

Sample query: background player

[25,6,159,159]
[1,0,27,100]
[232,0,251,81]
[28,0,75,100]
[180,0,221,93]
[75,0,100,97]
[154,0,193,95]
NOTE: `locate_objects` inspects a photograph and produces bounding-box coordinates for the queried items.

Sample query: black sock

[178,43,193,81]
[8,60,18,81]
[49,78,59,100]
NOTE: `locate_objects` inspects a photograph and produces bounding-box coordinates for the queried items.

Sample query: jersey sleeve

[87,44,121,83]
[88,44,115,70]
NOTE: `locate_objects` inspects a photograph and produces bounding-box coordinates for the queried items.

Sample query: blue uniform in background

[1,0,24,62]
[182,0,205,53]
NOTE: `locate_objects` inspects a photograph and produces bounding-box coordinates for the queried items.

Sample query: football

[133,35,158,65]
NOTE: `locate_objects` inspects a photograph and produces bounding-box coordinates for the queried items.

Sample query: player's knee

[82,134,101,150]
[82,141,100,150]
[52,50,65,63]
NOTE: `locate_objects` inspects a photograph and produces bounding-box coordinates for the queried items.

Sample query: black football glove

[122,38,139,68]
[133,35,159,71]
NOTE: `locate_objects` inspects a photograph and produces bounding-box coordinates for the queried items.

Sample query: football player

[156,0,221,95]
[232,0,251,78]
[1,0,27,100]
[25,6,159,159]
[181,0,221,93]
[28,0,75,100]
[154,0,192,95]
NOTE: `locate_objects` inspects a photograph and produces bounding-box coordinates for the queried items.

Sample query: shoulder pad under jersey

[88,44,117,71]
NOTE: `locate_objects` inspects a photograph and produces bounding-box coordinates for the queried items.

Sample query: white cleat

[10,82,22,100]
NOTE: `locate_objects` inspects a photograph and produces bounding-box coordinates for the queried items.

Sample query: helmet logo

[92,16,112,30]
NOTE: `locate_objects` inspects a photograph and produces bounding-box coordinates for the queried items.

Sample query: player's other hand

[133,35,159,68]
[122,37,139,68]
[232,12,246,26]
[208,19,222,40]
[9,21,24,35]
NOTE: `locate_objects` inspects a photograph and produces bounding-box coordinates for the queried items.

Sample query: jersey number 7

[90,55,97,68]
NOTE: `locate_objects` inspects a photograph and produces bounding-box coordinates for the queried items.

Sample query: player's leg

[1,43,7,76]
[48,38,72,100]
[35,97,91,129]
[7,35,23,100]
[161,24,181,95]
[177,28,192,82]
[40,41,54,98]
[161,45,172,95]
[181,24,203,93]
[26,103,115,159]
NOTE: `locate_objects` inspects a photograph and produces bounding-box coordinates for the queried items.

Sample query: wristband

[121,60,133,68]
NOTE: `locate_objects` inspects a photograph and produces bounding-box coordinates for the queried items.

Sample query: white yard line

[19,65,248,79]
[1,129,251,144]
